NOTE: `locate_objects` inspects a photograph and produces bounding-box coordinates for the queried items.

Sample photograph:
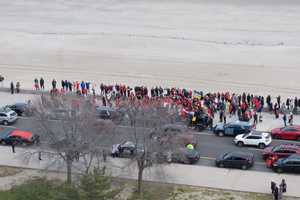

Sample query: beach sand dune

[1,0,300,97]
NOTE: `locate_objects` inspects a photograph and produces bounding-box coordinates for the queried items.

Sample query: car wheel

[241,165,248,170]
[258,143,266,149]
[218,163,224,168]
[3,120,8,126]
[237,141,244,147]
[218,131,224,137]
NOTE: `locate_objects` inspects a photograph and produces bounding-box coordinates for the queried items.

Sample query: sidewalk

[0,145,299,198]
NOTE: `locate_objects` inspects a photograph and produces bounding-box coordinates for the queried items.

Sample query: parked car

[0,127,16,142]
[234,131,272,149]
[0,107,18,125]
[213,120,252,137]
[96,106,116,120]
[215,152,254,170]
[170,148,200,164]
[6,103,29,116]
[262,144,300,160]
[150,124,198,147]
[1,129,39,145]
[111,141,143,157]
[271,126,300,141]
[272,154,300,173]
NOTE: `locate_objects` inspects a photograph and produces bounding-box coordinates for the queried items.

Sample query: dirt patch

[0,167,22,177]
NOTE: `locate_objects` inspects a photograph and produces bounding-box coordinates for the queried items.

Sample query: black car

[6,103,29,116]
[213,121,252,137]
[273,154,300,173]
[111,141,144,157]
[170,148,200,164]
[215,152,254,170]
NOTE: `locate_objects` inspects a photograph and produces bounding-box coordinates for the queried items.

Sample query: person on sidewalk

[280,179,287,193]
[40,77,45,90]
[10,82,14,94]
[271,181,276,194]
[38,151,42,161]
[253,111,258,125]
[16,82,20,93]
[34,78,39,90]
[283,114,287,127]
[288,113,293,126]
[11,141,16,153]
[274,186,279,200]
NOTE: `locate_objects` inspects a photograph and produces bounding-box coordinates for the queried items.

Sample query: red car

[1,129,39,145]
[271,126,300,141]
[262,144,300,160]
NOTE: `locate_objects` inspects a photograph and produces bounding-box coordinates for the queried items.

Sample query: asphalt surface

[3,116,300,173]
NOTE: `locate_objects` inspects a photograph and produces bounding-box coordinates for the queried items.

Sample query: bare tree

[117,98,182,195]
[31,95,115,184]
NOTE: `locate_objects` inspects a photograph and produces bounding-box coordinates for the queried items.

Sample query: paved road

[4,116,300,173]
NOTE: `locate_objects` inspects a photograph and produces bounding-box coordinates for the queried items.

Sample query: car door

[223,156,233,167]
[283,160,295,173]
[225,125,235,136]
[234,126,244,135]
[282,128,296,140]
[293,160,300,173]
[244,135,257,146]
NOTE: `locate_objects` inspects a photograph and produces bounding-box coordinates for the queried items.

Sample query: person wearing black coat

[10,82,14,94]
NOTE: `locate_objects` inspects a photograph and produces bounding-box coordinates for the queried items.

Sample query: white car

[234,131,272,149]
[0,107,18,125]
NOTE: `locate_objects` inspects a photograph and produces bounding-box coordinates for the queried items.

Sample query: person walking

[274,186,279,200]
[271,181,276,194]
[52,79,57,90]
[280,179,287,193]
[16,82,20,93]
[39,77,45,90]
[34,78,39,90]
[283,114,287,127]
[288,113,293,126]
[253,111,258,125]
[11,141,16,153]
[10,81,14,94]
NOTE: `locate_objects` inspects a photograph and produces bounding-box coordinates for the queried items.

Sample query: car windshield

[242,133,249,138]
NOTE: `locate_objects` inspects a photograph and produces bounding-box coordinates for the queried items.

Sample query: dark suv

[215,152,254,170]
[273,154,300,173]
[213,121,252,137]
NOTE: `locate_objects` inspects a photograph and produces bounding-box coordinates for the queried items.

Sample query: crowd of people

[5,77,300,128]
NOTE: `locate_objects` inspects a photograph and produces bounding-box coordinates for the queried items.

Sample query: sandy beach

[0,0,300,97]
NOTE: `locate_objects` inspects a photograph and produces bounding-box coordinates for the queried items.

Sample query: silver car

[0,107,18,125]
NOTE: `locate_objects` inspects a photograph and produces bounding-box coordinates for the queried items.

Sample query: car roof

[10,130,33,140]
[274,144,300,150]
[227,151,254,158]
[249,131,269,137]
[228,120,251,126]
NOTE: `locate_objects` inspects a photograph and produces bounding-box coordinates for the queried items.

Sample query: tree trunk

[137,167,144,195]
[66,157,72,184]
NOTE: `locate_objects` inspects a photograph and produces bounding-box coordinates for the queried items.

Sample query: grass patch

[0,166,22,177]
[128,182,174,200]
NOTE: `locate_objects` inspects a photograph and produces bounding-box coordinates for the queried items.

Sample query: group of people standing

[271,179,287,200]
